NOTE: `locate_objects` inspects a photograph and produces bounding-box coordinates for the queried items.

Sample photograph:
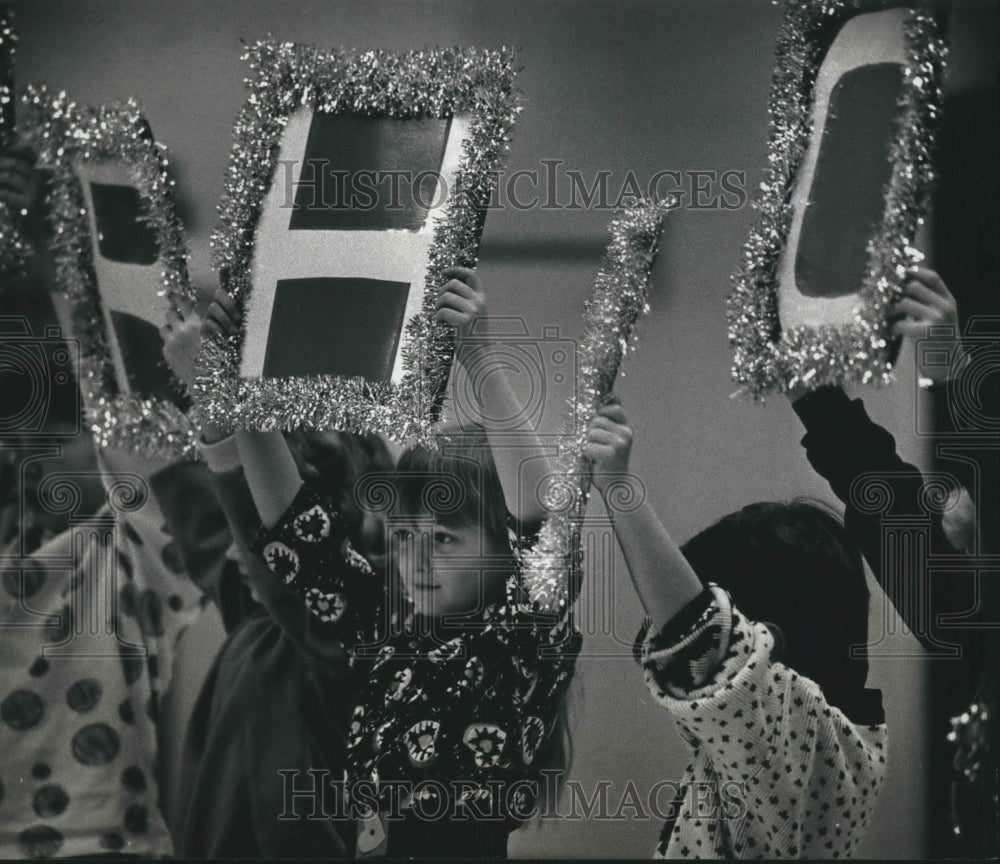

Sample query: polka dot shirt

[641,586,888,859]
[0,464,210,858]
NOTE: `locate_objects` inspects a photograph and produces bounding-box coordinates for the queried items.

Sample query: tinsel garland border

[197,40,519,446]
[727,1,947,400]
[0,3,28,278]
[518,198,675,614]
[18,85,198,459]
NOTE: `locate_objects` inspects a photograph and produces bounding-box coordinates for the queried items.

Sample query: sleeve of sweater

[200,436,355,672]
[249,481,382,662]
[792,386,974,655]
[148,459,251,632]
[95,447,214,697]
[641,592,889,859]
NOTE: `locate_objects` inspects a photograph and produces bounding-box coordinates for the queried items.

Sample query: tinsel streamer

[197,40,519,446]
[0,3,28,278]
[728,1,947,400]
[18,85,198,459]
[947,699,997,840]
[519,198,674,614]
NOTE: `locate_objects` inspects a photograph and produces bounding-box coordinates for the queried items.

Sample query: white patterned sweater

[641,585,889,859]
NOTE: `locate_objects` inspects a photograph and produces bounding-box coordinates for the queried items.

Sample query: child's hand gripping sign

[198,41,518,445]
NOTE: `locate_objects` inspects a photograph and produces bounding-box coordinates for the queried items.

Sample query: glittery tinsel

[728,1,947,400]
[198,40,519,445]
[518,198,674,614]
[0,3,29,278]
[18,85,198,459]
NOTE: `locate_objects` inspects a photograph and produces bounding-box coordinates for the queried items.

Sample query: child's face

[392,516,509,618]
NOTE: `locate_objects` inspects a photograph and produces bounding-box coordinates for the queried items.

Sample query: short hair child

[679,499,875,715]
[586,397,888,859]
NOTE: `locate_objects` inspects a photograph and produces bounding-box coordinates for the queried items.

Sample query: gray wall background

[16,0,993,856]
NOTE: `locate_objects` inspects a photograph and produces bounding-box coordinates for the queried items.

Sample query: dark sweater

[176,465,358,859]
[792,385,998,858]
[792,385,978,662]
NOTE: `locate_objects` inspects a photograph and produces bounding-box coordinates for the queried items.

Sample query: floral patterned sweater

[256,485,582,858]
[639,585,889,859]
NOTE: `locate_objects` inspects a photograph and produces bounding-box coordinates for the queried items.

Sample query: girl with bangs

[201,267,581,859]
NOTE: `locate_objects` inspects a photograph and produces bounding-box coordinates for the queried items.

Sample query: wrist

[200,425,229,444]
[193,413,233,444]
[593,470,629,497]
[189,403,232,445]
[198,431,240,473]
[789,384,848,426]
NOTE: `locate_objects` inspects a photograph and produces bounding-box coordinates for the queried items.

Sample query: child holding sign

[584,397,887,859]
[788,268,997,857]
[199,268,581,858]
[0,141,243,860]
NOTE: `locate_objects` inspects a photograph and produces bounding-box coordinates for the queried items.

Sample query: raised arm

[583,397,703,633]
[786,267,974,653]
[436,267,554,530]
[166,316,337,655]
[787,265,969,507]
[197,285,303,529]
[234,431,302,530]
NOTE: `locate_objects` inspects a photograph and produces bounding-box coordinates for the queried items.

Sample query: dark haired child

[584,399,887,859]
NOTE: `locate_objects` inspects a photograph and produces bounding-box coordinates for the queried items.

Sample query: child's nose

[394,528,428,565]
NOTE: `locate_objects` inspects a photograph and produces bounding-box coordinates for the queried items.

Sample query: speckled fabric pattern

[642,588,888,859]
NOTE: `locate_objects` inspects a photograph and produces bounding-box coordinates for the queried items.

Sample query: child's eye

[434,531,457,545]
